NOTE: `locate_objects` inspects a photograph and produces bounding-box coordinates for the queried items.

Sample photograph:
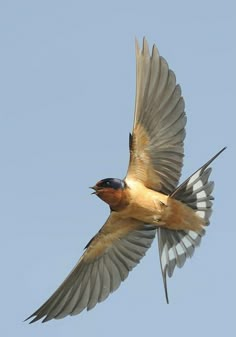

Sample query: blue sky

[1,1,235,336]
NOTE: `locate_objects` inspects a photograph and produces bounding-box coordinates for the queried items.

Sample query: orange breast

[119,180,168,223]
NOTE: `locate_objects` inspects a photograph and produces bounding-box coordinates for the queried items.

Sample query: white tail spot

[161,244,168,268]
[188,230,198,240]
[176,243,185,256]
[196,210,205,218]
[193,179,203,191]
[196,190,207,199]
[197,201,207,208]
[187,171,201,187]
[182,236,193,249]
[168,247,176,261]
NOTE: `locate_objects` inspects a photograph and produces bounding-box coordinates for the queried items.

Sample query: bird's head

[90,178,128,211]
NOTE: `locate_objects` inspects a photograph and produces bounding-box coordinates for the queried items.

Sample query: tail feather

[172,166,215,225]
[158,227,205,303]
[158,147,226,303]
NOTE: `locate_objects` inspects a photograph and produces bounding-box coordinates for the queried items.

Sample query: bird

[26,38,226,323]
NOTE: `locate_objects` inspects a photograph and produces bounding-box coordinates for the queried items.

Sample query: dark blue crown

[97,178,125,190]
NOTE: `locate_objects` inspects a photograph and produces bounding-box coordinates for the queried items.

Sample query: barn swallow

[26,38,226,323]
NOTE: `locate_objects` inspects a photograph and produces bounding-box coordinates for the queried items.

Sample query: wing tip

[135,37,140,55]
[24,314,41,324]
[142,37,150,56]
[135,37,160,57]
[135,37,152,57]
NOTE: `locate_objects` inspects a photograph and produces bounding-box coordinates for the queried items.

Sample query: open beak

[90,186,98,195]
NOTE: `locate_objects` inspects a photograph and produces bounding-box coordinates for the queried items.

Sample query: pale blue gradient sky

[1,1,235,336]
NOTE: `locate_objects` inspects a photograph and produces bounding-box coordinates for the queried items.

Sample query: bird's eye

[106,181,111,186]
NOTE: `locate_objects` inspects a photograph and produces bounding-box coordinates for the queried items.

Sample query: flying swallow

[26,38,226,323]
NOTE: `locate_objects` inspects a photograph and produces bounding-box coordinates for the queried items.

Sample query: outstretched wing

[26,213,156,323]
[126,38,186,194]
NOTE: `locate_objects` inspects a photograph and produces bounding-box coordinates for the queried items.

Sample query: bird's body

[120,180,168,224]
[97,178,204,232]
[26,38,225,323]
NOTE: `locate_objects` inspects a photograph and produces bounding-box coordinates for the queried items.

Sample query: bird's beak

[90,186,98,195]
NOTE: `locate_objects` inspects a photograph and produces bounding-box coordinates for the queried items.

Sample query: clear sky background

[1,1,235,336]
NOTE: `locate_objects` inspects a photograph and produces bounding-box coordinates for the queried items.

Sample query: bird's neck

[97,188,130,211]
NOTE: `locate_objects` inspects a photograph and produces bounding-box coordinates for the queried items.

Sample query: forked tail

[158,147,226,303]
